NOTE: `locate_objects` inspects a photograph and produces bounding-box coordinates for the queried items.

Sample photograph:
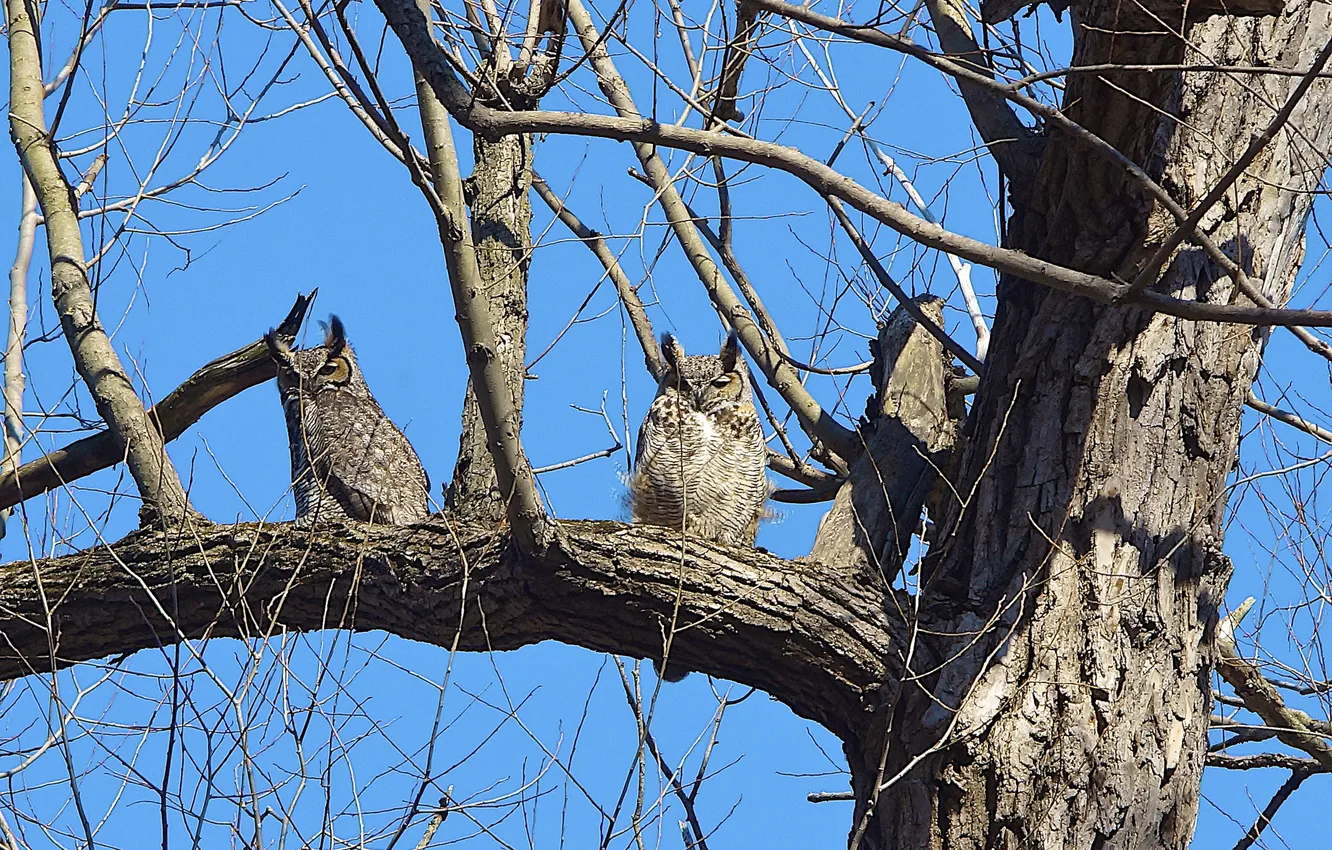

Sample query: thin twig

[827,198,984,374]
[560,0,859,462]
[1231,769,1311,850]
[617,663,712,850]
[377,0,1332,330]
[533,443,622,474]
[791,19,990,358]
[0,177,36,538]
[531,171,662,377]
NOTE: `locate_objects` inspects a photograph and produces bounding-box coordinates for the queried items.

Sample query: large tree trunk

[445,132,534,523]
[852,3,1332,848]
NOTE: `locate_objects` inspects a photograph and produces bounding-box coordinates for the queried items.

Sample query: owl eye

[319,356,350,383]
[711,375,733,387]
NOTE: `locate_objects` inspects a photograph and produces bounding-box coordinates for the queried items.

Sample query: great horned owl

[630,333,768,546]
[266,316,429,525]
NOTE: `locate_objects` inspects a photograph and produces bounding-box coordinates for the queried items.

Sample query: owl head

[658,333,752,412]
[265,314,368,398]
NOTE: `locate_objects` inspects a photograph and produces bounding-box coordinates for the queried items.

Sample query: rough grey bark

[0,520,903,742]
[854,3,1332,848]
[810,297,959,575]
[446,132,535,524]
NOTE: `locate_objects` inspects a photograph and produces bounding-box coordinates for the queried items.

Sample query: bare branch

[919,0,1042,187]
[1246,392,1332,445]
[411,0,550,551]
[827,199,983,374]
[710,2,760,124]
[560,0,860,462]
[531,172,663,377]
[1215,598,1332,772]
[6,0,193,523]
[532,443,623,474]
[0,293,315,513]
[1207,753,1327,771]
[791,26,991,359]
[1231,769,1312,850]
[413,794,453,850]
[767,449,841,489]
[617,668,711,850]
[373,0,1332,330]
[0,177,36,538]
[623,165,793,360]
[746,0,1313,329]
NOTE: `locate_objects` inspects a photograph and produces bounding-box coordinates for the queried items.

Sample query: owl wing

[307,392,429,524]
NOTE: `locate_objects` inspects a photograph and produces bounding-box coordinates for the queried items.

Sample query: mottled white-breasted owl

[266,316,429,525]
[630,333,768,546]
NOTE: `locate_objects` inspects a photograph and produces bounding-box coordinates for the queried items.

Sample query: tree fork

[407,0,546,546]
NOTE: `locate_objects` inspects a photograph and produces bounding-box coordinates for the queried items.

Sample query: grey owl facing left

[266,316,429,525]
[630,333,768,546]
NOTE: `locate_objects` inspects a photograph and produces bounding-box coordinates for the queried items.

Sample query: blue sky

[0,1,1328,847]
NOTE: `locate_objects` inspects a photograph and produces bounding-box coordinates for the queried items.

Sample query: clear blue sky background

[0,1,1327,847]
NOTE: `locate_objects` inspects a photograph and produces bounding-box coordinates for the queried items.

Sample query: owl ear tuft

[323,314,347,357]
[661,334,685,370]
[719,333,740,372]
[265,328,293,367]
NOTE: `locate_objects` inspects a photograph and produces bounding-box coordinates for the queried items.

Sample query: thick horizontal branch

[0,292,315,512]
[0,519,904,740]
[372,0,1332,330]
